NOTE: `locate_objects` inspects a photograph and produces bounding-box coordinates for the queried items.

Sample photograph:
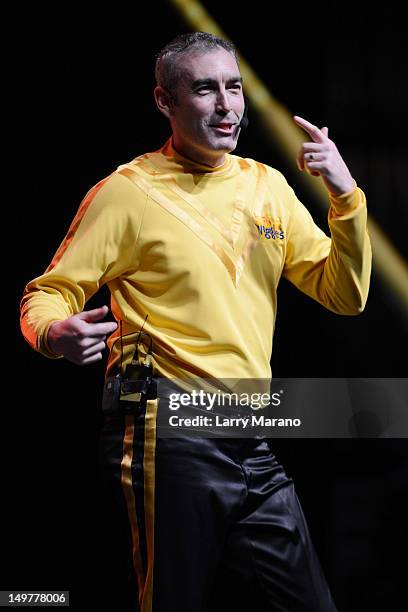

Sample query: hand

[47,305,118,365]
[293,115,356,197]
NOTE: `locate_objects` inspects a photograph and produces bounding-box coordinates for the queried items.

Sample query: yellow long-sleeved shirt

[20,138,371,382]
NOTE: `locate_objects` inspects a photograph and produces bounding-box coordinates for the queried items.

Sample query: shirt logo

[254,215,285,240]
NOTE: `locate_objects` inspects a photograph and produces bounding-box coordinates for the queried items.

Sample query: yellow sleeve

[20,172,148,358]
[282,178,372,314]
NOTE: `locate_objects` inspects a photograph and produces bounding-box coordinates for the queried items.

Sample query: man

[20,32,371,611]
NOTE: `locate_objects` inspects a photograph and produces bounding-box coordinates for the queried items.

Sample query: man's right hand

[47,305,118,365]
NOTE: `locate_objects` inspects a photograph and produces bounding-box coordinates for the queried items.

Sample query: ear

[154,86,173,119]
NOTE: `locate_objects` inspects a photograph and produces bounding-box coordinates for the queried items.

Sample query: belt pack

[102,374,158,415]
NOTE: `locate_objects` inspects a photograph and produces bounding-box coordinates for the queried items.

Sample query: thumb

[77,305,110,323]
[322,126,329,137]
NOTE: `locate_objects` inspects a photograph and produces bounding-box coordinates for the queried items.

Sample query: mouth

[210,122,236,134]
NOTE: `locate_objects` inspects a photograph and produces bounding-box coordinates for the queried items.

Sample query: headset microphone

[239,96,249,130]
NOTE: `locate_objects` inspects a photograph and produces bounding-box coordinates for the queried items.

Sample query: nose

[215,88,231,113]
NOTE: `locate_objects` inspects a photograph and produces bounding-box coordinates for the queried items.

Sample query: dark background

[3,2,408,611]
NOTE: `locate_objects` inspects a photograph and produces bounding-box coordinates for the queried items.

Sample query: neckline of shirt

[146,137,238,177]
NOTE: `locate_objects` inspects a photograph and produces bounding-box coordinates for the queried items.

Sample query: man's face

[161,48,245,167]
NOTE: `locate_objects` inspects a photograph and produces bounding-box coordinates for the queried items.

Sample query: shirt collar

[147,137,235,176]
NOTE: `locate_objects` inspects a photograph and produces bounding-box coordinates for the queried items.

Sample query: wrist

[328,178,357,198]
[45,321,63,357]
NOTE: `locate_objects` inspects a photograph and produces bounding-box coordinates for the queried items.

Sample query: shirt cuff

[328,180,362,216]
[37,321,64,359]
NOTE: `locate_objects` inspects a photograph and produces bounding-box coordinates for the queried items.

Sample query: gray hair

[155,32,238,102]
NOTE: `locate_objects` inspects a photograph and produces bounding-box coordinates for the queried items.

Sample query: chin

[227,139,239,153]
[209,137,238,152]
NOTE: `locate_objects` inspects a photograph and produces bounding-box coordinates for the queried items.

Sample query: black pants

[98,395,338,612]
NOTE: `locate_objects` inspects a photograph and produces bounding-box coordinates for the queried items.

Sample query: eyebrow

[191,76,243,89]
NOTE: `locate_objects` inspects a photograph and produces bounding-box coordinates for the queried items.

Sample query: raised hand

[293,115,356,197]
[47,305,118,365]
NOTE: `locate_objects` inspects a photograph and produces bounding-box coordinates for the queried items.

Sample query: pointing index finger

[293,115,325,143]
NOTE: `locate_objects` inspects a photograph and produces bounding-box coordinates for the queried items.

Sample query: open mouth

[210,123,235,134]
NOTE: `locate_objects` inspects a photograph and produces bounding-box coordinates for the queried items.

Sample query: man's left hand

[293,115,355,197]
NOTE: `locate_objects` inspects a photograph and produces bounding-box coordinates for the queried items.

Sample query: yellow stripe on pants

[121,398,158,612]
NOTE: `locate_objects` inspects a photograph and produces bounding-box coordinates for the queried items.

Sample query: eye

[195,86,213,95]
